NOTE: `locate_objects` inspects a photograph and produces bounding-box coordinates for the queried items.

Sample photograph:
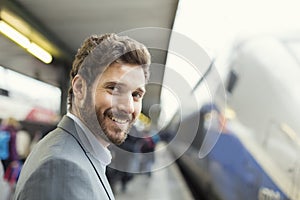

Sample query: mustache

[105,109,132,121]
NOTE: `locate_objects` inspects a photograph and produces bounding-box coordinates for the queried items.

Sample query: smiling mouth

[106,109,131,125]
[110,116,129,124]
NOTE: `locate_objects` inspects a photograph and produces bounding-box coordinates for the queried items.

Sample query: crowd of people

[0,117,42,200]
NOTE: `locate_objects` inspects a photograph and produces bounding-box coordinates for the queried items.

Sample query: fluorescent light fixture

[0,20,30,48]
[27,42,52,64]
[0,20,52,64]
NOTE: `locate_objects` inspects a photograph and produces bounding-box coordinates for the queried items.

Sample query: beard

[96,108,133,145]
[79,94,134,145]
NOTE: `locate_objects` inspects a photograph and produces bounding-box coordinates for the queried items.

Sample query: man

[14,33,151,200]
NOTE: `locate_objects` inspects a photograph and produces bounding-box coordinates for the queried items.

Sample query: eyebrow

[136,87,146,94]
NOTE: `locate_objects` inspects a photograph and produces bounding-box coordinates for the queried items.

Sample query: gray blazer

[14,116,114,200]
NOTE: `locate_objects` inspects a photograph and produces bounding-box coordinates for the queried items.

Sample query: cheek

[134,102,142,115]
[94,92,113,110]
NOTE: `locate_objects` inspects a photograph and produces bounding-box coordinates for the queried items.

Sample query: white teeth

[111,116,127,123]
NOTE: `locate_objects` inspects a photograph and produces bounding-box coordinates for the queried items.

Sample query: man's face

[88,63,146,144]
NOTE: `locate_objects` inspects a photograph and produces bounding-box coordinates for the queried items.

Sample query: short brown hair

[68,33,151,109]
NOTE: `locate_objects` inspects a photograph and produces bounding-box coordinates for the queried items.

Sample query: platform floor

[114,143,194,200]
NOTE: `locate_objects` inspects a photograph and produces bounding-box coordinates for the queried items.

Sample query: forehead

[97,63,146,88]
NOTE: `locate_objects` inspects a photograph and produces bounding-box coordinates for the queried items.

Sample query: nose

[116,94,135,114]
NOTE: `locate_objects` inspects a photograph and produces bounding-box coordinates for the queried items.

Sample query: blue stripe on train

[207,132,289,200]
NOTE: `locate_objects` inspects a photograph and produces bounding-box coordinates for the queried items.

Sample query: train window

[226,70,238,94]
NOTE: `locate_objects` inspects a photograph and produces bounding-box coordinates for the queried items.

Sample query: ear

[72,75,86,101]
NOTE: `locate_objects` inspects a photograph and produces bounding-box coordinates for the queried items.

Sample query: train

[166,36,300,200]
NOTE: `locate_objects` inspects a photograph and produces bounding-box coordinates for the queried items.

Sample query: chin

[105,130,127,145]
[110,135,127,145]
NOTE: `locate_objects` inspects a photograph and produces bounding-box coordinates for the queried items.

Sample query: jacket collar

[57,114,112,166]
[57,115,89,153]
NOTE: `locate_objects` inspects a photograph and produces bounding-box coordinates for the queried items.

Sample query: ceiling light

[0,20,52,64]
[27,42,52,64]
[0,20,30,48]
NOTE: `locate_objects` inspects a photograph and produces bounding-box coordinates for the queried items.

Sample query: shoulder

[15,158,94,200]
[32,127,79,156]
[17,126,88,186]
[31,157,90,179]
[23,127,88,175]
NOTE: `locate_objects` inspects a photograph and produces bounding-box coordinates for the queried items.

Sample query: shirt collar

[66,112,112,166]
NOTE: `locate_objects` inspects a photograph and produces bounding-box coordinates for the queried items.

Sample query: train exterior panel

[170,36,300,200]
[208,132,288,200]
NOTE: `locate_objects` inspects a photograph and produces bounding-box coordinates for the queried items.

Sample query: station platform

[113,143,194,200]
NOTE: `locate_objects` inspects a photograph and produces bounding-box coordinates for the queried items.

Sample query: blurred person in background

[0,117,22,199]
[14,33,151,200]
[107,125,141,193]
[0,160,11,200]
[138,127,160,177]
[0,117,21,172]
[16,127,31,163]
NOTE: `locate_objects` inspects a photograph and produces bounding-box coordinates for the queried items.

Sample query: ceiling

[0,0,179,123]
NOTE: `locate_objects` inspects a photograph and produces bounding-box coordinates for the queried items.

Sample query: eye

[107,85,121,94]
[132,91,144,101]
